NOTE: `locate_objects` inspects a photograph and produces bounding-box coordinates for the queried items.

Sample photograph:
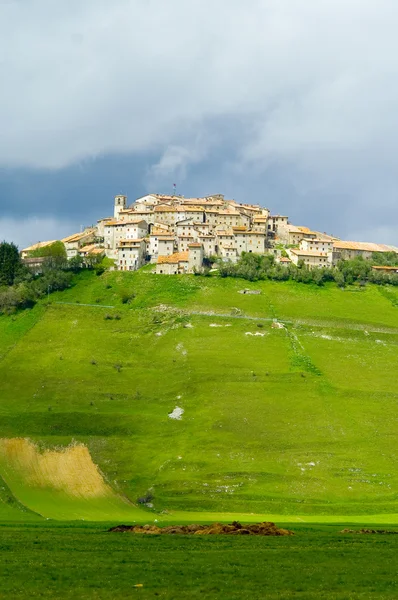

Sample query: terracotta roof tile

[157,251,189,264]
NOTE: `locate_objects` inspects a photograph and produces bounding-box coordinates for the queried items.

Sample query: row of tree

[0,241,104,315]
[211,253,398,287]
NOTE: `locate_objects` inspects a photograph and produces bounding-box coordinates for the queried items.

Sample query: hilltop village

[22,193,398,274]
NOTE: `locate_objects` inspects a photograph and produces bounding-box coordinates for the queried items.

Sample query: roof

[82,247,103,255]
[182,206,205,212]
[157,235,175,241]
[290,249,328,258]
[302,238,333,243]
[287,225,314,235]
[217,209,241,216]
[21,240,57,253]
[151,194,181,201]
[310,231,340,241]
[62,231,95,243]
[372,265,398,270]
[188,243,202,248]
[157,251,189,265]
[234,230,266,236]
[118,238,146,247]
[154,205,184,213]
[238,207,261,214]
[150,227,170,235]
[279,257,292,263]
[79,244,103,254]
[181,198,224,206]
[333,241,398,253]
[108,219,147,226]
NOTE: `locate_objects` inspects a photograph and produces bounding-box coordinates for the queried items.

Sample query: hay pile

[109,521,293,536]
[340,528,398,535]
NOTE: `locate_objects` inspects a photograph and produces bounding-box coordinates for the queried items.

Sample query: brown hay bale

[109,521,294,536]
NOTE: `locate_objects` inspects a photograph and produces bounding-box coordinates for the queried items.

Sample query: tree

[68,255,84,272]
[334,271,345,288]
[30,241,67,270]
[0,241,21,286]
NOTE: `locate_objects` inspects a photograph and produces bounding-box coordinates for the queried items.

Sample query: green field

[0,270,397,523]
[1,522,397,599]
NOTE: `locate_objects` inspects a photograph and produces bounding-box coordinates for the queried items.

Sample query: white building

[114,195,127,219]
[233,230,266,256]
[300,238,334,257]
[197,234,216,257]
[157,235,176,257]
[156,251,189,275]
[289,249,330,268]
[117,239,147,271]
[188,243,204,272]
[103,219,148,259]
[178,235,196,253]
[62,230,96,259]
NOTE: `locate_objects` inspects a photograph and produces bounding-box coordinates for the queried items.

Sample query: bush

[206,251,396,289]
[120,290,135,304]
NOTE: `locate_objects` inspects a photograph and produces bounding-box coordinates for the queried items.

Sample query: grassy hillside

[0,270,397,521]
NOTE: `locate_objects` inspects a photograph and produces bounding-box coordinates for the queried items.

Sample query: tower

[114,195,127,219]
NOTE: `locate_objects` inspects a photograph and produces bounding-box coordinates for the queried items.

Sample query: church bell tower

[114,195,127,219]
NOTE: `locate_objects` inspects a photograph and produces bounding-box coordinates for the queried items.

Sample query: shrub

[120,290,135,304]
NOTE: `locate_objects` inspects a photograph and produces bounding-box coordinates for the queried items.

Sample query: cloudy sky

[1,0,398,248]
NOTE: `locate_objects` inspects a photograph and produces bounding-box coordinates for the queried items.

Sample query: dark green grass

[0,522,397,599]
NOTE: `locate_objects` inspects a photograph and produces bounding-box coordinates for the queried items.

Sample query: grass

[0,522,397,599]
[0,270,397,522]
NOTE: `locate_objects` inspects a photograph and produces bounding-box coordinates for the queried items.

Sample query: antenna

[173,183,177,196]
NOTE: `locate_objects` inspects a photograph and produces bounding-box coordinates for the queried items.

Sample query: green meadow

[1,522,397,600]
[0,270,397,523]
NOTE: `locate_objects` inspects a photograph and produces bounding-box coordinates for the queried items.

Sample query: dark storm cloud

[0,0,398,245]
